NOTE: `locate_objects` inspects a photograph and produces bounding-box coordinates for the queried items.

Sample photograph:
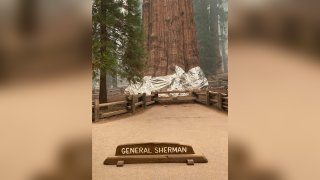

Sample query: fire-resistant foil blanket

[125,66,208,96]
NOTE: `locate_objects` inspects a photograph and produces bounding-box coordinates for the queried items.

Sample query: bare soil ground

[92,104,228,180]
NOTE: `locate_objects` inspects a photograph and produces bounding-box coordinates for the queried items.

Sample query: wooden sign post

[104,142,208,167]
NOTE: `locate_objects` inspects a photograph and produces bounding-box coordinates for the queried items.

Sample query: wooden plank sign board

[104,142,208,167]
[116,142,195,156]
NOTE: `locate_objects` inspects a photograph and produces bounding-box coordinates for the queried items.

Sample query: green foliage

[119,0,145,83]
[92,0,121,77]
[92,0,144,82]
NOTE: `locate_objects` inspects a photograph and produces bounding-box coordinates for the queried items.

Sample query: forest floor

[92,103,228,180]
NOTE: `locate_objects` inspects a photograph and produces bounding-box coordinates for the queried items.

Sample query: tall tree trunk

[99,0,108,103]
[209,0,223,75]
[143,0,200,76]
[99,70,108,103]
[112,74,117,88]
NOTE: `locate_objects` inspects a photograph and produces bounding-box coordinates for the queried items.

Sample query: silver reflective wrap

[125,66,208,96]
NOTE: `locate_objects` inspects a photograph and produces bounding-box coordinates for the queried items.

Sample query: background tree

[192,0,228,76]
[119,0,145,83]
[192,0,215,76]
[92,0,144,102]
[217,0,228,73]
[92,0,123,103]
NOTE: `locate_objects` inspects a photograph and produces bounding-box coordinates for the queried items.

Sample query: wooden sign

[115,143,195,156]
[104,142,208,167]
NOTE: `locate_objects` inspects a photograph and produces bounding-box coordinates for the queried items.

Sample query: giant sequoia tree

[143,0,200,76]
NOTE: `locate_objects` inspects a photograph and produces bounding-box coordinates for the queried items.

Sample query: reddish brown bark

[143,0,200,76]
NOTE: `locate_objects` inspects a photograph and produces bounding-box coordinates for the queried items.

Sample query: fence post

[126,95,130,111]
[206,90,211,106]
[192,91,197,102]
[154,92,159,103]
[131,95,136,113]
[142,93,147,108]
[94,98,100,122]
[217,93,222,110]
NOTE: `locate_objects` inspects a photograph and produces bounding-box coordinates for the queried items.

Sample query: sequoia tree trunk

[143,0,200,76]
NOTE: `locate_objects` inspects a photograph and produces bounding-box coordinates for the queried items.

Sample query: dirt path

[92,104,228,180]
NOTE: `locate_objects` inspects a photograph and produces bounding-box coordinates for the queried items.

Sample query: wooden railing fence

[93,90,228,122]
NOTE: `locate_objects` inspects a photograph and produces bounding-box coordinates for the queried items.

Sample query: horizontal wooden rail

[210,99,218,103]
[209,91,218,95]
[100,101,127,108]
[101,109,128,118]
[156,90,190,94]
[156,96,196,103]
[195,99,206,104]
[194,92,206,95]
[146,101,155,106]
[135,102,143,107]
[181,97,196,101]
